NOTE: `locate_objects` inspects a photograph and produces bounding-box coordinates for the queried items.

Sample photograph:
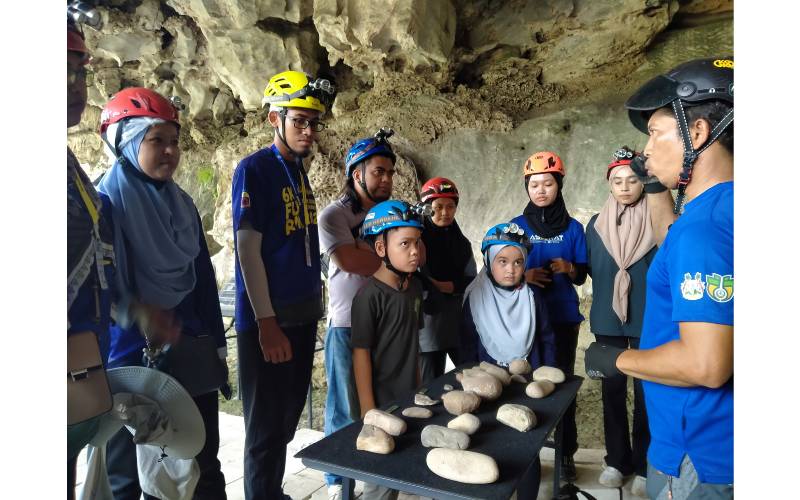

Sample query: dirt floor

[219,297,637,451]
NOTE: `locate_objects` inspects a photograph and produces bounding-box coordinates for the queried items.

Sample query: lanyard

[270,144,313,267]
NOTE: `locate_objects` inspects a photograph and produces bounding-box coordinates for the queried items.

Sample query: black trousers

[238,323,316,500]
[419,348,459,385]
[595,334,650,477]
[553,323,580,458]
[106,390,227,500]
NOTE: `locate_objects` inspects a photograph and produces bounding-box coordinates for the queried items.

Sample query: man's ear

[267,109,281,129]
[690,117,712,149]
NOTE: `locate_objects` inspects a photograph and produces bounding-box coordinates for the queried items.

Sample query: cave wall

[68,0,733,286]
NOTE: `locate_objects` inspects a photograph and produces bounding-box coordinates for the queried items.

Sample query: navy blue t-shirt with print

[510,216,587,325]
[231,146,323,332]
[640,181,733,484]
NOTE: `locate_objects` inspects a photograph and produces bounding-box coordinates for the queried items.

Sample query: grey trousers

[647,456,733,500]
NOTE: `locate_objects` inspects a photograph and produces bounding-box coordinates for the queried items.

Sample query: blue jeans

[323,326,357,486]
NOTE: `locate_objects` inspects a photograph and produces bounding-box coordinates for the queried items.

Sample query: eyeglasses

[68,66,93,86]
[289,116,326,132]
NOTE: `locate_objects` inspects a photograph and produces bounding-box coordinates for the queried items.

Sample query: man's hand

[525,267,552,288]
[431,279,455,294]
[257,316,293,363]
[631,155,668,194]
[584,343,625,379]
[136,303,181,347]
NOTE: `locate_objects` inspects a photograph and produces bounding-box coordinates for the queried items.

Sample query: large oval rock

[532,366,566,384]
[426,448,499,484]
[402,407,433,419]
[497,404,537,432]
[447,413,481,435]
[414,393,439,406]
[421,425,470,450]
[442,390,481,416]
[509,358,532,376]
[364,408,407,436]
[526,380,555,399]
[479,362,512,385]
[460,372,503,401]
[356,424,395,454]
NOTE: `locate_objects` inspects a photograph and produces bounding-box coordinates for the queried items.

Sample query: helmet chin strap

[671,99,734,215]
[276,109,306,160]
[382,232,411,286]
[358,163,381,203]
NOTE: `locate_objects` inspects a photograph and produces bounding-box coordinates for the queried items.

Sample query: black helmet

[626,57,733,133]
[625,57,733,214]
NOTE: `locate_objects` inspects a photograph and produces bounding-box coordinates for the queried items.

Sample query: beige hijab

[595,190,655,323]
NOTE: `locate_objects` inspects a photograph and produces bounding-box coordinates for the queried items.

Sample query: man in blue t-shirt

[232,70,335,500]
[585,58,734,500]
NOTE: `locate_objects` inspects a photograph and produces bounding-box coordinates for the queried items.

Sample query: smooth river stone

[460,372,503,400]
[532,366,566,384]
[479,361,512,385]
[525,380,555,399]
[509,358,532,376]
[447,413,481,435]
[364,408,407,436]
[497,404,537,432]
[443,384,453,391]
[402,407,433,419]
[442,390,481,416]
[356,424,395,454]
[421,425,470,450]
[511,374,528,384]
[426,448,499,484]
[414,393,439,406]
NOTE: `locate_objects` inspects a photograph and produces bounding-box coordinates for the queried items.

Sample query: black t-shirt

[351,276,423,408]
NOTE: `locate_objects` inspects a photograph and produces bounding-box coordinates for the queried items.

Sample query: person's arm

[353,348,376,417]
[616,322,732,387]
[193,210,227,356]
[458,299,479,365]
[236,223,292,363]
[319,204,381,276]
[647,190,679,246]
[330,242,381,277]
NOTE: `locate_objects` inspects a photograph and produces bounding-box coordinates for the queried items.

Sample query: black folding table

[295,367,583,499]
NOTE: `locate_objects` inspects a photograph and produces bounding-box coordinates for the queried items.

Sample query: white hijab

[464,245,537,366]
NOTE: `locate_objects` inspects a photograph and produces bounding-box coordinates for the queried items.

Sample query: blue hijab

[99,118,200,314]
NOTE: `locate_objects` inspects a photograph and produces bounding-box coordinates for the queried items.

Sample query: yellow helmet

[262,70,335,113]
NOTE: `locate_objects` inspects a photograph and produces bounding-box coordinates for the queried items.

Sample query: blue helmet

[361,200,427,238]
[345,128,397,179]
[481,223,530,254]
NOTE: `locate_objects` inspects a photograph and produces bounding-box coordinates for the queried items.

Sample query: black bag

[162,335,226,397]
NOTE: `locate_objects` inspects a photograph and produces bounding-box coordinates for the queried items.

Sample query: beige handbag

[68,331,112,425]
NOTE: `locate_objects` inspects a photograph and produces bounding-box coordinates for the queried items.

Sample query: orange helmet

[523,151,565,178]
[420,177,459,204]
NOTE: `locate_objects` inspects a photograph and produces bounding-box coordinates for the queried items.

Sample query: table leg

[552,421,563,499]
[342,477,354,500]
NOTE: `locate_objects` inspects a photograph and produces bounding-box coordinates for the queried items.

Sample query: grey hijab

[464,245,537,366]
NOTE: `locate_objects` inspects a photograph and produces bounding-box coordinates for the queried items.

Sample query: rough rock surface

[421,425,470,450]
[497,404,538,432]
[356,424,395,454]
[442,390,481,416]
[459,372,503,401]
[363,409,407,436]
[479,362,512,385]
[414,393,440,406]
[426,448,499,484]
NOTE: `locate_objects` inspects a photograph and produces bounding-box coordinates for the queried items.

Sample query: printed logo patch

[706,273,734,303]
[241,191,251,209]
[680,272,705,301]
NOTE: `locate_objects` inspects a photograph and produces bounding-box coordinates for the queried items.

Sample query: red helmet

[420,177,459,203]
[606,147,639,180]
[100,87,180,134]
[523,151,565,178]
[67,29,89,64]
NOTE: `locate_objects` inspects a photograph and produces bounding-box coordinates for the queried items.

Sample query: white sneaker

[598,466,624,488]
[328,484,343,500]
[631,475,647,497]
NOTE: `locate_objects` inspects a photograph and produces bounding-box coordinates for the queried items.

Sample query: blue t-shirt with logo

[640,181,733,484]
[510,216,587,325]
[231,146,323,332]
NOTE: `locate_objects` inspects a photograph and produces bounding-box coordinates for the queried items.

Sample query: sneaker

[327,484,343,500]
[598,466,624,488]
[561,455,577,482]
[631,475,647,497]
